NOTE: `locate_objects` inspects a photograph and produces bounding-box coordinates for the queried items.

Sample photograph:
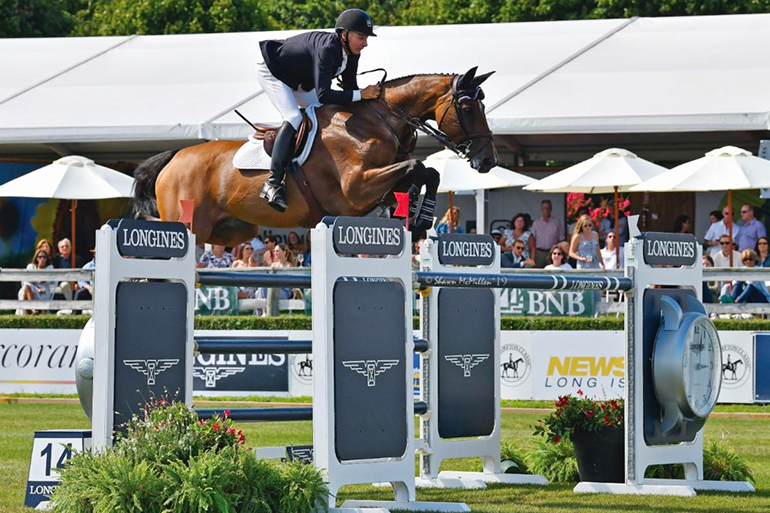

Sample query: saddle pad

[233,105,319,170]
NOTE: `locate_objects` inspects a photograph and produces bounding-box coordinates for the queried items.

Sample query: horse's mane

[382,73,453,87]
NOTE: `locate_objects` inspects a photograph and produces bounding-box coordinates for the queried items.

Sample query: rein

[356,70,492,160]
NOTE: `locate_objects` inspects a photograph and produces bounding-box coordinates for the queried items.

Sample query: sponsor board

[332,217,404,255]
[116,219,188,259]
[500,288,595,316]
[195,286,239,315]
[25,430,91,509]
[718,332,754,403]
[0,330,80,394]
[641,232,698,267]
[437,233,496,266]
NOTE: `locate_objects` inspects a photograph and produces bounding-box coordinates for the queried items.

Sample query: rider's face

[344,31,369,55]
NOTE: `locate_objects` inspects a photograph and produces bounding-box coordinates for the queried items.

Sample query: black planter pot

[571,426,625,483]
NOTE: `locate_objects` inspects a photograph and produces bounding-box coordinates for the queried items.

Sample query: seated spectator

[287,231,307,256]
[544,245,572,270]
[436,206,463,234]
[673,215,693,234]
[713,235,742,268]
[74,250,96,313]
[199,245,235,268]
[757,237,770,267]
[53,238,84,301]
[701,254,716,303]
[35,239,55,258]
[297,230,312,267]
[17,249,55,315]
[491,229,503,248]
[261,235,278,266]
[601,232,624,269]
[731,250,770,303]
[232,243,258,268]
[254,243,297,315]
[501,240,534,268]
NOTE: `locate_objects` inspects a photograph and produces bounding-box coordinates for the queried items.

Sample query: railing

[3,266,770,316]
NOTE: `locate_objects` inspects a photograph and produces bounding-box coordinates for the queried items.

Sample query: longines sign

[642,232,697,266]
[438,234,496,266]
[332,217,404,255]
[116,219,188,259]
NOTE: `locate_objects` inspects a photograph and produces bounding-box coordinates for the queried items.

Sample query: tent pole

[728,190,734,268]
[475,189,485,234]
[71,199,77,268]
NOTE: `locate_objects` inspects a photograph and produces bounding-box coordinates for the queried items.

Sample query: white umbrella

[523,148,668,268]
[0,156,135,266]
[425,150,535,234]
[631,146,770,266]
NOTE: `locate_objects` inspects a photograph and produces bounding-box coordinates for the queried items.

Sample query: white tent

[0,14,768,162]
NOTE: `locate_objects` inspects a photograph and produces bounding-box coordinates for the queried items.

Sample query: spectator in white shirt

[713,235,742,268]
[544,245,572,270]
[704,207,739,257]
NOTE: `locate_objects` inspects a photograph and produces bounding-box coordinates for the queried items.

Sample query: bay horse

[132,67,498,246]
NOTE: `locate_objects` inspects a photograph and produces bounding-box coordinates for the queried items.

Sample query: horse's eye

[462,105,474,113]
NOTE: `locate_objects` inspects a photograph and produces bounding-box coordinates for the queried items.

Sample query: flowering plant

[533,390,624,444]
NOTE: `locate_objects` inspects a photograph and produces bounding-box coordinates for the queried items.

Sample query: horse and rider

[132,9,498,245]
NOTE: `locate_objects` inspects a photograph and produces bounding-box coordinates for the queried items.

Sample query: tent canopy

[1,14,768,163]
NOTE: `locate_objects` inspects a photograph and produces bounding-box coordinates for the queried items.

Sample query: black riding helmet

[335,9,377,37]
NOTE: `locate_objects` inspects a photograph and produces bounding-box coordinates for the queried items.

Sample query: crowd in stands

[15,202,770,312]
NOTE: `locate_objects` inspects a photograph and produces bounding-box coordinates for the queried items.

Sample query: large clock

[651,295,722,436]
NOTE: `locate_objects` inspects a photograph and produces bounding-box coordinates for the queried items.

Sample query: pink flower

[224,410,230,419]
[577,389,584,397]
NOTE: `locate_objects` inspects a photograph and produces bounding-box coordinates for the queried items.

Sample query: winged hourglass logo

[342,360,400,386]
[123,359,179,385]
[445,354,490,377]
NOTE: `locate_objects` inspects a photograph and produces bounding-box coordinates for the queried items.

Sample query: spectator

[199,245,235,268]
[254,243,297,314]
[532,200,564,268]
[673,215,692,234]
[736,204,766,252]
[287,231,307,256]
[491,229,503,248]
[232,243,258,268]
[596,212,612,247]
[704,206,739,257]
[756,236,770,267]
[75,250,96,313]
[569,214,604,270]
[503,213,535,262]
[617,214,629,246]
[17,249,55,315]
[545,244,571,270]
[702,254,716,303]
[436,206,463,234]
[713,235,742,268]
[53,238,84,301]
[501,240,534,268]
[195,243,205,265]
[262,235,278,266]
[35,239,55,258]
[297,230,312,267]
[601,232,624,269]
[731,250,770,303]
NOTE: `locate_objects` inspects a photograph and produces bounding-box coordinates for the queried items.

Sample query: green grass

[2,402,769,512]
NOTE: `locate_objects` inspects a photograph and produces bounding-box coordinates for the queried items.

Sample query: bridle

[364,71,494,160]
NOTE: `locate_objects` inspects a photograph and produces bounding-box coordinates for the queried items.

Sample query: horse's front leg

[340,158,426,214]
[413,166,441,232]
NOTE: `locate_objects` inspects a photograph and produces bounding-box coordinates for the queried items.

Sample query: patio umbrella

[524,148,668,267]
[0,155,135,267]
[425,149,535,234]
[631,146,770,266]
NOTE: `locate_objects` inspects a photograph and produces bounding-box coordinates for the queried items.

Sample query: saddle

[252,113,313,158]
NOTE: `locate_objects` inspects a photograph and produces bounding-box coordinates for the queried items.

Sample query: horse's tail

[131,150,179,219]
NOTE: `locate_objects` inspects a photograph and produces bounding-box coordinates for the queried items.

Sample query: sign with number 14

[25,430,91,509]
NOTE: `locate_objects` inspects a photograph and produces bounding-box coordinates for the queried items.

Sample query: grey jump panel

[414,271,633,292]
[197,271,311,288]
[196,401,429,422]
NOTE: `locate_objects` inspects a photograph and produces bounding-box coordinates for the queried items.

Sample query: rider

[256,8,381,212]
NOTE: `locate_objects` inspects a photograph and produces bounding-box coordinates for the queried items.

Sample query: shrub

[524,438,579,483]
[533,390,623,444]
[644,439,754,483]
[52,400,327,513]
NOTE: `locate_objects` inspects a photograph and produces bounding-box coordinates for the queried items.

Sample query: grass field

[2,402,769,512]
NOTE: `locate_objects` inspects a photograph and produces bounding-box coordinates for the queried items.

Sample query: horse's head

[438,67,499,173]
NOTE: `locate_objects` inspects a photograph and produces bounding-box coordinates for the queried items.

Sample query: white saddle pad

[233,105,319,170]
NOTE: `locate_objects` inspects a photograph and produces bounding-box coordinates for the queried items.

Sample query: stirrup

[260,182,288,212]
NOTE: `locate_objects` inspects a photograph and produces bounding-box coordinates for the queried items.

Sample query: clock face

[682,316,722,418]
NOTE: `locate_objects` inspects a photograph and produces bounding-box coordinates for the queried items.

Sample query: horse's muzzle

[472,149,499,174]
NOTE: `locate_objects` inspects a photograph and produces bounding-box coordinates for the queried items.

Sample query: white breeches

[256,61,319,130]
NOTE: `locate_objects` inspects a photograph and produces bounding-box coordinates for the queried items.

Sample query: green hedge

[2,314,769,332]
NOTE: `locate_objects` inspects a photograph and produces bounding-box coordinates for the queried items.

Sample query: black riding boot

[260,121,297,212]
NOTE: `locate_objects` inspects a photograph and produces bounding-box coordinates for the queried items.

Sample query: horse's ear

[457,66,478,89]
[473,71,495,87]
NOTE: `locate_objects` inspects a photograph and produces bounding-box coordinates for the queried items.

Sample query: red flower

[577,389,584,397]
[213,423,220,431]
[224,409,230,419]
[603,415,610,425]
[199,419,205,426]
[585,411,593,418]
[228,427,236,435]
[553,436,562,444]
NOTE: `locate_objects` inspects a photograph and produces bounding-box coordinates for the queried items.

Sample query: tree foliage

[3,0,770,38]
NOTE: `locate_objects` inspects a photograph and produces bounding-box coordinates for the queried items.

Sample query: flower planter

[571,426,625,483]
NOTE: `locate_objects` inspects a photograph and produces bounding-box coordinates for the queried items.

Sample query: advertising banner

[500,289,595,317]
[499,331,534,400]
[0,330,80,394]
[718,331,754,404]
[194,286,239,315]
